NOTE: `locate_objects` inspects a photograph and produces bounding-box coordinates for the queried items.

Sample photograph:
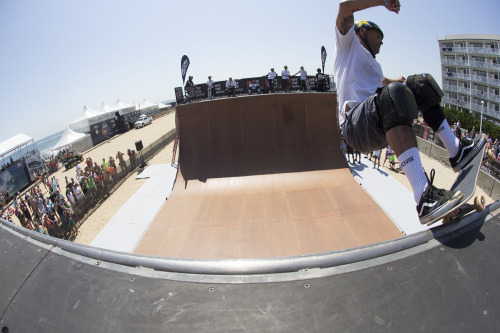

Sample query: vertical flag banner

[321,46,327,73]
[181,55,190,85]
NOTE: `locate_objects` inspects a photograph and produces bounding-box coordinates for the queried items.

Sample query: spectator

[281,66,291,92]
[42,214,62,238]
[294,66,308,92]
[116,151,127,174]
[128,149,136,170]
[226,77,237,97]
[265,68,278,93]
[207,76,216,99]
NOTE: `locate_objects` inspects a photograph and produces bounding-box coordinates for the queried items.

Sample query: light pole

[480,100,484,135]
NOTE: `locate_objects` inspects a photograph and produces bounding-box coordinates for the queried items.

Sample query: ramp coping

[1,200,498,277]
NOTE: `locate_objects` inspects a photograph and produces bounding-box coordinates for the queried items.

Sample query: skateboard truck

[442,195,486,224]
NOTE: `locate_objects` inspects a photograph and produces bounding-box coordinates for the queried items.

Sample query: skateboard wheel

[474,195,486,212]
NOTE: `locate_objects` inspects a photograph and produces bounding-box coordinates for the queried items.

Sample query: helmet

[354,20,384,39]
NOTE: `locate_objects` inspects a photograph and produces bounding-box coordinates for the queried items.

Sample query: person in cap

[316,68,327,92]
[294,66,308,92]
[185,75,197,102]
[334,0,485,224]
[265,68,278,93]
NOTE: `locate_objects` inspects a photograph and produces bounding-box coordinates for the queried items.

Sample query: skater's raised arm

[336,0,400,35]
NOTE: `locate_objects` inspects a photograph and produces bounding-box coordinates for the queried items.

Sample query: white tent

[137,98,158,111]
[51,126,91,152]
[100,101,118,115]
[115,99,135,110]
[69,105,101,133]
[114,99,136,115]
[158,102,172,110]
[0,133,34,157]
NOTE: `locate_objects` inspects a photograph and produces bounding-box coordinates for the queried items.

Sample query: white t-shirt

[207,79,214,87]
[334,25,384,125]
[226,80,237,88]
[282,70,290,79]
[299,70,307,80]
[268,71,277,79]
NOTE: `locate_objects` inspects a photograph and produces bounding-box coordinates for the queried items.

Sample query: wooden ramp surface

[134,94,402,259]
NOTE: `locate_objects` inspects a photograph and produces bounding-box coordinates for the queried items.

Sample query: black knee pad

[406,73,444,112]
[378,82,418,131]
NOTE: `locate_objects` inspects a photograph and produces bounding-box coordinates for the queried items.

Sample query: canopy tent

[158,102,172,110]
[51,126,90,152]
[0,133,34,157]
[100,101,118,115]
[137,98,158,111]
[114,99,136,112]
[69,105,102,133]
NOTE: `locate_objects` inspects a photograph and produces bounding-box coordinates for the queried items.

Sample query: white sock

[436,120,459,158]
[398,147,429,204]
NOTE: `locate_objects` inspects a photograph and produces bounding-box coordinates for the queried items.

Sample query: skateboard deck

[428,136,487,226]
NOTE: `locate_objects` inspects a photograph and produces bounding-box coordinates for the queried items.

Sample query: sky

[0,0,499,142]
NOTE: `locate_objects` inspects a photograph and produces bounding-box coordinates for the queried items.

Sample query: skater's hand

[384,0,400,14]
[394,76,406,83]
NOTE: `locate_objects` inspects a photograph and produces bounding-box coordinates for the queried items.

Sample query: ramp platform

[134,94,402,258]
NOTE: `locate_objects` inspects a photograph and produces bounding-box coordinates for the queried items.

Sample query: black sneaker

[449,134,486,172]
[417,169,463,225]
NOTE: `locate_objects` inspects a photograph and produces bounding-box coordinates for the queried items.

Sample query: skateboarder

[334,0,485,224]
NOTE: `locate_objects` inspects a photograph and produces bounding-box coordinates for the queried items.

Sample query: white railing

[441,46,500,56]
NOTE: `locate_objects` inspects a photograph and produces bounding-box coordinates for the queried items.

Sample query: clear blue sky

[1,0,498,141]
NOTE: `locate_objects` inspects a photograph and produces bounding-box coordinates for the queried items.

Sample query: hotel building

[438,34,500,122]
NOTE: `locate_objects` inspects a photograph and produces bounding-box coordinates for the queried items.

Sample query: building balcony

[443,72,500,87]
[442,72,470,81]
[443,84,470,94]
[441,59,470,67]
[470,61,500,71]
[443,97,499,119]
[440,46,500,56]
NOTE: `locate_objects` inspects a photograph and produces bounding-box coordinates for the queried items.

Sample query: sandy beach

[7,106,494,246]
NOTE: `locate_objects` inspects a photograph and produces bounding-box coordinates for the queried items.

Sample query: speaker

[135,140,143,151]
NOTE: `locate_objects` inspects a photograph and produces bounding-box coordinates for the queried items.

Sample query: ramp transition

[134,94,401,258]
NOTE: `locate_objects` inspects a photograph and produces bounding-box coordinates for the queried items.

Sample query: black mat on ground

[1,214,499,332]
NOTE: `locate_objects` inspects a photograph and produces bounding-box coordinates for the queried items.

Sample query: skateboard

[428,135,487,226]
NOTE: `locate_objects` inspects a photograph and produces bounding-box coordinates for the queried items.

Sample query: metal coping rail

[1,201,498,276]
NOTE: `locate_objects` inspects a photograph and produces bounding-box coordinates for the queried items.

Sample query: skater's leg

[386,126,428,204]
[406,73,485,171]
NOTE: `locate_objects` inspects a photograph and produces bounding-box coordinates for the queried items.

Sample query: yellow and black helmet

[354,20,384,39]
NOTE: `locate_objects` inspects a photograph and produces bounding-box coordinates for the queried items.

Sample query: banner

[174,75,331,104]
[181,55,190,85]
[321,46,327,73]
[25,151,44,181]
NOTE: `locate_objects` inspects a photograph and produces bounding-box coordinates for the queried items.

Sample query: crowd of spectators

[1,146,139,240]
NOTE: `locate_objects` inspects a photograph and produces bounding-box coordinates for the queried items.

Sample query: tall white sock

[436,120,460,158]
[398,147,428,204]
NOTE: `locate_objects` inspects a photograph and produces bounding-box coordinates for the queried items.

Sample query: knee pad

[406,73,444,112]
[378,82,418,131]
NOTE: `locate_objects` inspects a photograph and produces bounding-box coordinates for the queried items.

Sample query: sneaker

[449,134,486,172]
[417,169,463,224]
